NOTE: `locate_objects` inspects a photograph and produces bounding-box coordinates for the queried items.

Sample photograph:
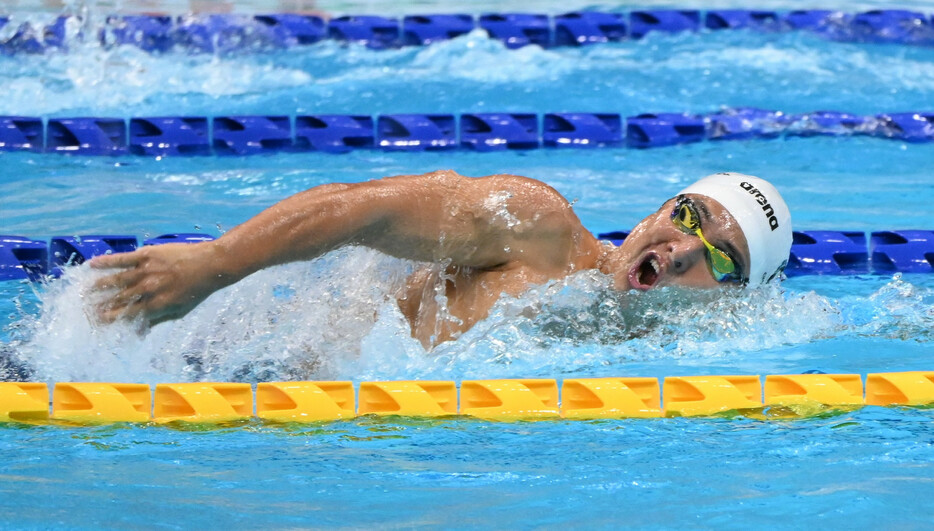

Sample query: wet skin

[91,170,750,347]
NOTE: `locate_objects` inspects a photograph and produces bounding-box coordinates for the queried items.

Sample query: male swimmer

[91,171,792,347]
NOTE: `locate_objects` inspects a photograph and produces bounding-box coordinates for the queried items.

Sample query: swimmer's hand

[90,242,230,327]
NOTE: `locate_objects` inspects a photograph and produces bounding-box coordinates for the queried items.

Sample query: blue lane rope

[0,109,932,156]
[1,9,933,54]
[2,230,933,282]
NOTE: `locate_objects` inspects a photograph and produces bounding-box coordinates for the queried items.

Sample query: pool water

[4,409,934,528]
[2,0,934,527]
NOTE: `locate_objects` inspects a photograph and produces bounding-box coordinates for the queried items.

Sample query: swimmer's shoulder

[384,169,601,256]
[473,172,602,271]
[384,170,577,215]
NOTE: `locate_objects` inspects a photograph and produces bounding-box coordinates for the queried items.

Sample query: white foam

[10,247,414,383]
[0,42,313,115]
[850,274,934,341]
[5,248,853,383]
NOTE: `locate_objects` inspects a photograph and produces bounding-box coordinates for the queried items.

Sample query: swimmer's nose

[668,234,707,275]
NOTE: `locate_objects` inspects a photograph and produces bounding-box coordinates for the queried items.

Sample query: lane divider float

[2,372,933,424]
[1,110,932,156]
[1,9,932,55]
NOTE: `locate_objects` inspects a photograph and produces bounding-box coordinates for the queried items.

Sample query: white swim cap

[678,172,792,287]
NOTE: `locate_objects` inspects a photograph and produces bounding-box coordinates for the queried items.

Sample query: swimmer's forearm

[208,184,364,280]
[206,178,443,282]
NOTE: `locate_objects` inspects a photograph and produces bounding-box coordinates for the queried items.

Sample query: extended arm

[91,170,594,325]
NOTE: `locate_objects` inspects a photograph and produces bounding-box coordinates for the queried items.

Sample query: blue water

[3,26,934,117]
[2,0,934,527]
[2,409,934,529]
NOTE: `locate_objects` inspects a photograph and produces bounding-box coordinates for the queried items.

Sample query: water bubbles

[855,274,934,341]
[483,190,521,229]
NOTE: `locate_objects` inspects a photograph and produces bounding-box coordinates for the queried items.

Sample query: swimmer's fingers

[94,288,150,324]
[89,243,213,327]
[92,268,144,291]
[96,303,141,325]
[96,284,187,326]
[108,284,154,310]
[89,251,141,270]
[89,253,149,324]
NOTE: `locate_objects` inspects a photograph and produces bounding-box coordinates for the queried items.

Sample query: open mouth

[629,252,662,291]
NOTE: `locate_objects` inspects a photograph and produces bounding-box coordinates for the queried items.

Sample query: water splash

[412,273,844,380]
[482,190,521,229]
[1,246,865,384]
[4,247,414,383]
[0,43,313,115]
[844,274,934,342]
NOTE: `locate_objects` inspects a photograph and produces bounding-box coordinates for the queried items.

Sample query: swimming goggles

[671,196,744,283]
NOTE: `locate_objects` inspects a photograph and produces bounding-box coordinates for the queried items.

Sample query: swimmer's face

[608,194,751,291]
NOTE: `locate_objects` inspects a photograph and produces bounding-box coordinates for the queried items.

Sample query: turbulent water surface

[2,0,934,527]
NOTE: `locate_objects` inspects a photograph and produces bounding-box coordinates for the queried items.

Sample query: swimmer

[90,170,792,347]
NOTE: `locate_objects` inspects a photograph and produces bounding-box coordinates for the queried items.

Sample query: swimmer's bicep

[360,172,583,269]
[345,172,487,265]
[364,196,510,268]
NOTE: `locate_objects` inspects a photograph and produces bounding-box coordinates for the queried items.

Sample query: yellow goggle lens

[673,202,738,281]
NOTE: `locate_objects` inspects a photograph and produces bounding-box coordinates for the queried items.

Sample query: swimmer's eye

[671,196,744,284]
